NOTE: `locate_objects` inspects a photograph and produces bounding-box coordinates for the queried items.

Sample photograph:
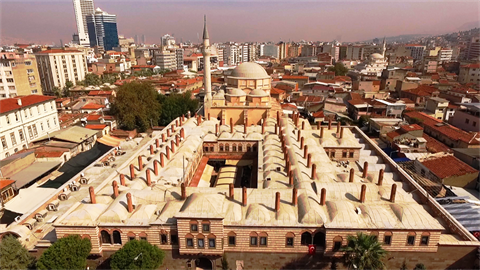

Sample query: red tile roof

[421,155,478,179]
[88,90,113,96]
[282,75,309,80]
[81,103,105,110]
[400,124,423,132]
[281,103,298,111]
[422,133,452,153]
[334,76,352,82]
[270,88,285,95]
[403,85,438,97]
[400,98,415,104]
[0,179,15,190]
[0,95,55,114]
[85,124,107,130]
[461,63,480,69]
[86,114,102,121]
[312,110,324,118]
[386,130,403,139]
[404,111,480,145]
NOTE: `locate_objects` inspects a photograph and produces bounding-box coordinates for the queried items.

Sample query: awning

[97,134,124,147]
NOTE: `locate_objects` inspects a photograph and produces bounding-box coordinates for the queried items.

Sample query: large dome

[230,62,270,79]
[369,53,384,60]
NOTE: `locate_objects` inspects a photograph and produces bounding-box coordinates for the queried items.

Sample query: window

[27,126,33,139]
[421,169,425,177]
[186,237,194,248]
[474,121,477,127]
[232,145,237,151]
[40,122,44,131]
[140,236,147,241]
[301,232,312,245]
[197,236,205,249]
[112,231,122,244]
[202,222,210,233]
[228,235,236,246]
[225,144,229,151]
[1,136,7,149]
[333,236,343,251]
[260,236,267,246]
[27,69,34,74]
[219,144,224,151]
[25,61,32,66]
[6,78,14,83]
[160,233,168,244]
[101,230,111,244]
[208,235,216,248]
[250,232,258,246]
[32,125,38,136]
[190,221,198,232]
[238,145,243,152]
[6,115,10,124]
[170,232,178,245]
[18,130,24,141]
[15,112,19,122]
[10,133,16,146]
[420,233,429,246]
[128,232,136,241]
[466,119,470,124]
[53,117,57,125]
[384,232,392,245]
[47,120,50,129]
[285,232,295,247]
[204,146,209,152]
[342,151,347,158]
[29,108,32,117]
[330,151,335,158]
[407,233,416,246]
[349,151,354,158]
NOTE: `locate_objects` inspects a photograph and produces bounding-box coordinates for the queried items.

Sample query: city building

[458,63,480,84]
[86,8,119,51]
[34,49,88,95]
[0,95,60,159]
[154,51,177,71]
[448,103,480,132]
[0,52,42,98]
[466,36,480,60]
[263,44,279,59]
[424,97,449,120]
[405,44,426,61]
[72,0,95,46]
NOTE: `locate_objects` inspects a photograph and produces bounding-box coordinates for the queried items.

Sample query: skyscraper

[86,8,119,51]
[72,0,94,46]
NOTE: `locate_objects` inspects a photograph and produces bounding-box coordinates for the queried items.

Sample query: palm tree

[341,232,387,270]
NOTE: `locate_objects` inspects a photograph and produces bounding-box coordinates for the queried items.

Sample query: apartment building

[34,49,88,95]
[0,52,42,98]
[458,63,480,84]
[405,44,426,60]
[154,50,177,71]
[0,95,60,159]
[448,103,480,132]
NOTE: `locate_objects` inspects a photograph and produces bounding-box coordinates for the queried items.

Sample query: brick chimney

[207,113,210,120]
[171,140,175,153]
[138,156,143,170]
[377,169,384,186]
[181,183,186,200]
[275,123,278,134]
[112,181,119,198]
[340,127,344,139]
[360,184,367,203]
[349,168,355,182]
[229,183,234,200]
[261,123,265,134]
[289,172,294,186]
[242,187,247,206]
[297,130,301,141]
[216,124,219,136]
[120,174,125,186]
[156,139,160,148]
[362,161,369,178]
[244,123,247,134]
[275,192,280,212]
[312,164,317,180]
[130,164,135,179]
[300,137,305,150]
[166,146,171,160]
[162,133,166,143]
[126,192,133,213]
[146,169,151,186]
[304,145,308,159]
[390,184,397,203]
[154,160,159,175]
[301,121,305,130]
[328,119,332,130]
[230,118,234,133]
[292,188,298,206]
[160,153,165,167]
[320,188,326,206]
[320,126,324,139]
[150,145,154,155]
[180,128,185,139]
[89,186,96,204]
[336,121,341,134]
[307,153,312,168]
[167,128,171,137]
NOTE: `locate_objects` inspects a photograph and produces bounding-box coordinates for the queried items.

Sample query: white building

[0,95,60,159]
[223,44,239,66]
[154,51,177,71]
[34,49,88,95]
[405,44,426,61]
[72,0,95,46]
[263,44,279,59]
[161,34,176,49]
[437,49,453,62]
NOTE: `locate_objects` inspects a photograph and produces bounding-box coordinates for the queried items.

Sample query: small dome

[248,88,269,97]
[369,53,384,59]
[213,90,225,100]
[230,62,270,79]
[226,88,246,97]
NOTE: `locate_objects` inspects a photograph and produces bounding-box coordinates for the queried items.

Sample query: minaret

[382,37,386,57]
[202,15,212,103]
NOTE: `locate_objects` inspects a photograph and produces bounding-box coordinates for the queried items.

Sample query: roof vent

[266,177,271,181]
[355,207,362,215]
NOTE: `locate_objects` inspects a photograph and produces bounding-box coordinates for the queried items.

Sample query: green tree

[52,86,62,98]
[341,232,387,270]
[110,239,165,270]
[0,235,35,270]
[413,263,426,270]
[36,235,91,270]
[62,80,74,97]
[221,254,229,270]
[84,73,102,86]
[327,62,349,76]
[400,260,408,270]
[158,91,199,126]
[110,81,161,132]
[102,73,118,84]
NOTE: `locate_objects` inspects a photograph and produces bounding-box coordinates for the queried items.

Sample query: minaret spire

[382,36,386,57]
[203,15,209,40]
[202,15,212,106]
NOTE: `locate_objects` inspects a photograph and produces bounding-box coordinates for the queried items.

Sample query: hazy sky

[1,0,479,45]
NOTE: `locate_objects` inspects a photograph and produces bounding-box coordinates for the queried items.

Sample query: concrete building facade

[0,52,42,98]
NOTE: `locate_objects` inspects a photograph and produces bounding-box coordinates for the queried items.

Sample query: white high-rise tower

[202,15,212,103]
[72,0,94,46]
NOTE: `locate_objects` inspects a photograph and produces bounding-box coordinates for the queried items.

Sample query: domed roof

[248,88,269,97]
[213,90,225,100]
[226,88,246,97]
[369,53,384,59]
[230,62,270,79]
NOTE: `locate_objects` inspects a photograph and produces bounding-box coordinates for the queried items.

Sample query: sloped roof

[0,95,55,114]
[421,156,478,179]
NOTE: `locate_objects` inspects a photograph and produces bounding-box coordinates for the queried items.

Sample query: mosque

[353,39,389,77]
[2,17,478,270]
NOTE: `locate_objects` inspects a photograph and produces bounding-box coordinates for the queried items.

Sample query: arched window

[101,230,111,244]
[370,231,379,242]
[249,232,258,247]
[238,145,243,152]
[127,232,136,241]
[219,144,224,152]
[190,220,198,232]
[333,236,343,251]
[208,234,216,249]
[259,232,268,246]
[301,231,312,245]
[185,233,194,248]
[407,232,416,246]
[113,230,122,244]
[383,231,392,245]
[225,144,229,152]
[204,146,209,152]
[160,231,168,245]
[285,232,295,247]
[420,232,430,246]
[197,234,205,249]
[228,231,236,247]
[139,232,147,241]
[232,144,237,152]
[202,221,210,233]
